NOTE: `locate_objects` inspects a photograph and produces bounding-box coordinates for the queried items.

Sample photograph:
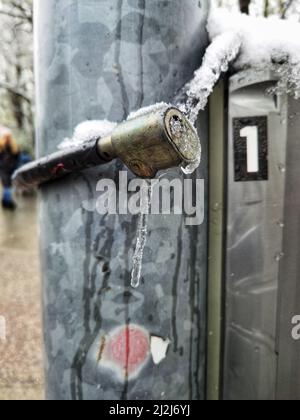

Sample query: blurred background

[0,0,44,401]
[0,0,34,153]
[0,0,300,401]
[216,0,300,17]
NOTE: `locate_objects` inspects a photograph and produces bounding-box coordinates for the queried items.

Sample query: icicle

[131,180,153,289]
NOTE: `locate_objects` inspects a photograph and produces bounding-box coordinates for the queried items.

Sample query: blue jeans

[2,187,13,203]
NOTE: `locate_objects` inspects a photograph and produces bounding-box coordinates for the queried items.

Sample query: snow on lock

[58,119,117,150]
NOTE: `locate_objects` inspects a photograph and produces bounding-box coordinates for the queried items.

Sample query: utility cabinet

[223,69,300,400]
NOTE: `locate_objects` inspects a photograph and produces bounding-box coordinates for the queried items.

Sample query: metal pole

[35,0,209,400]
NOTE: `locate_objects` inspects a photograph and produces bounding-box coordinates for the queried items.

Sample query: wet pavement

[0,193,45,400]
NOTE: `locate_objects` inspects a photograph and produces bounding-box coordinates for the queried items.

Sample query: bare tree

[0,0,34,151]
[264,0,270,16]
[280,0,296,17]
[239,0,251,14]
[219,0,300,19]
[0,0,32,23]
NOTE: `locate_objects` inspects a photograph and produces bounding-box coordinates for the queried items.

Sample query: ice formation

[208,8,300,98]
[131,180,153,289]
[178,30,242,125]
[179,7,300,123]
[131,212,149,289]
[208,8,300,70]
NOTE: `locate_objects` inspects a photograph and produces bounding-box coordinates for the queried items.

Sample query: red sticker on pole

[98,324,150,381]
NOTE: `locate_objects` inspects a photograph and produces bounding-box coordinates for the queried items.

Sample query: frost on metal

[179,6,300,125]
[127,102,171,120]
[174,23,241,173]
[58,120,117,150]
[178,30,241,125]
[208,8,300,98]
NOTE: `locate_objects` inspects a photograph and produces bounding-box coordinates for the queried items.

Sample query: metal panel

[276,96,300,400]
[207,79,227,400]
[223,69,287,400]
[35,0,209,400]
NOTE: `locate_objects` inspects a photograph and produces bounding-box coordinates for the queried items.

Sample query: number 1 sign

[233,116,268,182]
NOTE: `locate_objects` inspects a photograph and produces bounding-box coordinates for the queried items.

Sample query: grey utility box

[223,69,300,400]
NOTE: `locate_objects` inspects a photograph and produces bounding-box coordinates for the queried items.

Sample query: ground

[0,193,44,400]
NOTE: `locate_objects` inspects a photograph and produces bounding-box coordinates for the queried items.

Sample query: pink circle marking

[107,325,150,375]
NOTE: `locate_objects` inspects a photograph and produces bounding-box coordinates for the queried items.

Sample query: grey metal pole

[35,0,209,400]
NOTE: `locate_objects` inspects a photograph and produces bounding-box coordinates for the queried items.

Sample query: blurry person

[16,151,33,197]
[0,128,20,210]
